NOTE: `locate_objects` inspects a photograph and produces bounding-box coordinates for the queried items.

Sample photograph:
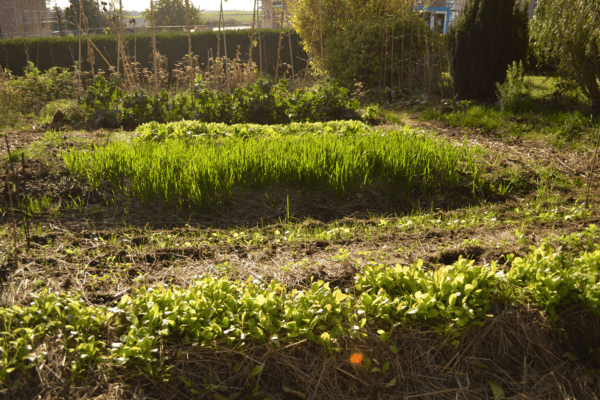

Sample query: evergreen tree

[447,0,529,100]
[64,0,109,32]
[142,0,204,27]
[52,5,66,36]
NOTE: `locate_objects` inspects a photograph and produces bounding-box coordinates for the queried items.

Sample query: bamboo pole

[220,0,230,93]
[248,0,257,76]
[286,0,295,82]
[118,0,123,74]
[409,18,413,95]
[258,2,262,75]
[318,0,324,74]
[185,0,194,101]
[78,1,82,95]
[436,12,444,98]
[151,0,158,92]
[276,0,285,79]
[427,30,431,98]
[400,19,404,87]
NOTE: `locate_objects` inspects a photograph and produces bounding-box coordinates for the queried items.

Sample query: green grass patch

[64,121,483,211]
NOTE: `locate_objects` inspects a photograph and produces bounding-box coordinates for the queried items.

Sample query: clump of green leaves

[496,61,530,113]
[79,77,361,128]
[2,235,600,381]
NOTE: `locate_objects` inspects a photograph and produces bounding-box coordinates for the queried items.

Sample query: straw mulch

[3,307,599,400]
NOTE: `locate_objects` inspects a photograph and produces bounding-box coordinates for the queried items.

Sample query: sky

[52,0,254,12]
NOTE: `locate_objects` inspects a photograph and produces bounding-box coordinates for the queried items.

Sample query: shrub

[447,0,528,100]
[79,77,361,128]
[324,15,434,90]
[496,60,530,113]
[530,0,600,113]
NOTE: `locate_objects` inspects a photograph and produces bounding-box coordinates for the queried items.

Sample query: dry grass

[2,308,598,399]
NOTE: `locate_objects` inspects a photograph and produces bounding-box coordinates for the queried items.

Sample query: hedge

[0,29,307,77]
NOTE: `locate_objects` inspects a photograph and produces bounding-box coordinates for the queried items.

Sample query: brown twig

[4,172,18,267]
[4,134,29,250]
[585,121,600,208]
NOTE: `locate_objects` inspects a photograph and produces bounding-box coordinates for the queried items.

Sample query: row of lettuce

[2,226,600,380]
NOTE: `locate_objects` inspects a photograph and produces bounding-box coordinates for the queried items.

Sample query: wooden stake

[151,0,158,92]
[391,13,395,88]
[400,19,404,87]
[436,11,444,98]
[185,0,194,101]
[276,0,285,79]
[286,1,295,82]
[248,0,257,76]
[78,0,82,95]
[220,0,230,93]
[118,0,123,74]
[585,122,600,208]
[318,0,324,74]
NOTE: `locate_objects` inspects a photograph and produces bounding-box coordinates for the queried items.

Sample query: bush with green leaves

[496,60,530,113]
[290,79,360,122]
[79,77,361,128]
[7,62,74,114]
[447,0,528,100]
[324,15,434,90]
[530,0,600,112]
[79,75,125,128]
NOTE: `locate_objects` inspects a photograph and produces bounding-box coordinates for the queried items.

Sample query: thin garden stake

[276,1,285,79]
[4,173,18,267]
[390,12,395,88]
[248,0,257,76]
[185,0,194,103]
[318,0,324,74]
[220,0,230,93]
[119,0,123,74]
[585,123,600,208]
[436,13,444,98]
[409,19,413,95]
[78,0,82,95]
[4,134,29,250]
[151,0,158,92]
[427,31,431,98]
[286,0,295,82]
[400,19,404,87]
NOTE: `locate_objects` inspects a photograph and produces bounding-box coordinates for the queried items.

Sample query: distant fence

[0,28,307,77]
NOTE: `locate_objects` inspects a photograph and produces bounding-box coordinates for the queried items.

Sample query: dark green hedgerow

[0,29,307,77]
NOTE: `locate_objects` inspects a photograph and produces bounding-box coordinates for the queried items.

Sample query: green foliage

[288,0,414,66]
[356,258,501,326]
[506,240,600,316]
[64,0,109,31]
[529,0,600,112]
[8,62,74,114]
[142,0,204,27]
[324,15,433,89]
[289,80,360,122]
[64,122,479,210]
[79,77,360,128]
[496,61,530,113]
[447,0,528,100]
[79,75,124,128]
[2,230,600,380]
